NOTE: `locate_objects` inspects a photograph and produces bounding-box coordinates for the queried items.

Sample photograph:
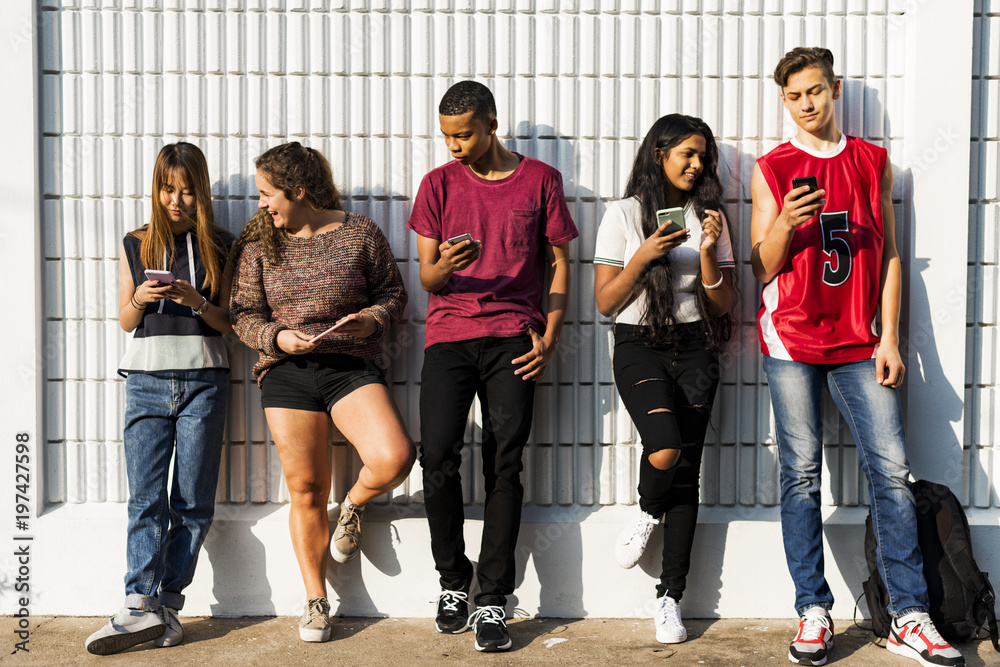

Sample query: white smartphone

[144,269,175,284]
[447,233,474,246]
[308,319,348,344]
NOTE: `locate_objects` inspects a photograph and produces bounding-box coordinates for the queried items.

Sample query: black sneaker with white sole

[435,589,470,634]
[469,605,511,652]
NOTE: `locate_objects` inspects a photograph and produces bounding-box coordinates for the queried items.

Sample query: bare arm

[118,241,171,333]
[594,222,691,317]
[513,242,571,380]
[699,209,734,316]
[875,162,904,387]
[750,164,826,283]
[415,233,481,293]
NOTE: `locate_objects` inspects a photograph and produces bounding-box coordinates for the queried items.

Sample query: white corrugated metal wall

[969,3,1000,508]
[14,0,994,618]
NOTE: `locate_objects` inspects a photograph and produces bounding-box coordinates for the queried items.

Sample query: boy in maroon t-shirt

[407,81,578,652]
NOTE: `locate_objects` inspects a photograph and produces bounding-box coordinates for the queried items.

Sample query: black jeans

[613,323,720,600]
[419,334,536,606]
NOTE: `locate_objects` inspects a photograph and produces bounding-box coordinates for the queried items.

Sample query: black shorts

[260,353,386,412]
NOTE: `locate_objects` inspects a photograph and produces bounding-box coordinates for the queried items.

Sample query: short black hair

[438,81,497,121]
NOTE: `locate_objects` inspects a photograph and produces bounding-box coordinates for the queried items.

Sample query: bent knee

[648,448,681,471]
[373,441,417,485]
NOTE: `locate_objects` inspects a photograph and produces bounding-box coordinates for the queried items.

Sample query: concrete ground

[1,616,996,666]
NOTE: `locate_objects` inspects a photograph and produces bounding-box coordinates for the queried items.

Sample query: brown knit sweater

[230,212,407,384]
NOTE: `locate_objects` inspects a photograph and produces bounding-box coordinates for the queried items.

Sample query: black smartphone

[792,176,819,198]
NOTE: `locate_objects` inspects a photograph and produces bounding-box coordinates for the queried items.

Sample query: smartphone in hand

[144,270,175,284]
[655,207,687,236]
[792,176,819,198]
[447,233,474,246]
[308,319,348,344]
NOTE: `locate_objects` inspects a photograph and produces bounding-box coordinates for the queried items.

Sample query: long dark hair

[622,114,734,352]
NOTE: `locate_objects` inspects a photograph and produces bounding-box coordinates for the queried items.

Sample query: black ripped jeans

[613,323,720,600]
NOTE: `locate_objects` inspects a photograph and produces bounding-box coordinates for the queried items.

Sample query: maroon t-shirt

[407,155,578,348]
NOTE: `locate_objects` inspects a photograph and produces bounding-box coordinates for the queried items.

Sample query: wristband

[702,274,724,290]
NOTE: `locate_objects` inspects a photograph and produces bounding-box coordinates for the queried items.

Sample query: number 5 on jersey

[820,211,852,286]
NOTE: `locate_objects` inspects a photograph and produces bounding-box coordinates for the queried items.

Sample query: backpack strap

[979,584,999,652]
[931,485,1000,652]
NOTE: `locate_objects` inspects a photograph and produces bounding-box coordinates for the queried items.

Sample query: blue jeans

[122,369,228,612]
[763,356,928,618]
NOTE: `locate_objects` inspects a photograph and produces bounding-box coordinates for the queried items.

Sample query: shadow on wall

[864,79,963,490]
[505,122,602,624]
[203,504,279,621]
[821,81,965,623]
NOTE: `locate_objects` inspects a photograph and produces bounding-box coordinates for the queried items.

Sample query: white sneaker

[153,606,183,647]
[615,509,659,568]
[887,612,964,667]
[788,606,833,665]
[653,595,687,644]
[84,607,165,655]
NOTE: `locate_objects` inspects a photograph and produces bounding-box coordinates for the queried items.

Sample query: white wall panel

[30,1,993,618]
[968,2,1000,509]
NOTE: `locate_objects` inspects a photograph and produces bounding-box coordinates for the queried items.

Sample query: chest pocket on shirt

[505,208,541,249]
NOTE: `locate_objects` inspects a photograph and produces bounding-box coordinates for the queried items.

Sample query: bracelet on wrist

[130,288,145,309]
[702,274,724,290]
[192,296,210,317]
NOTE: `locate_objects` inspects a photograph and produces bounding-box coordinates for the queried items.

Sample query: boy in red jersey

[407,81,578,653]
[750,47,964,667]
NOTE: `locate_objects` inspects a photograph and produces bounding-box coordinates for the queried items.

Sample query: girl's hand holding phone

[328,312,377,339]
[638,221,689,264]
[306,313,378,345]
[277,329,320,355]
[134,280,172,306]
[163,279,203,308]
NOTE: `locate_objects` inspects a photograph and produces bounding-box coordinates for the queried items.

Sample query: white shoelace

[624,512,658,545]
[437,590,468,613]
[902,613,945,644]
[799,613,831,641]
[468,605,506,630]
[656,597,683,628]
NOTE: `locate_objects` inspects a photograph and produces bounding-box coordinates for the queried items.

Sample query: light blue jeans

[763,356,928,618]
[122,369,228,612]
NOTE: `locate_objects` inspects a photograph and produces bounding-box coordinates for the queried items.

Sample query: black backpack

[861,479,999,651]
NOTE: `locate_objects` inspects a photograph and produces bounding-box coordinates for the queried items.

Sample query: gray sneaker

[85,607,165,655]
[332,504,364,563]
[153,606,183,647]
[299,597,332,642]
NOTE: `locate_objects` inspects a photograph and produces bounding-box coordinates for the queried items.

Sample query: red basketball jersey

[756,135,887,363]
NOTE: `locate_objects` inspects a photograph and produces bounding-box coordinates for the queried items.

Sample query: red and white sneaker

[887,612,964,667]
[788,607,833,665]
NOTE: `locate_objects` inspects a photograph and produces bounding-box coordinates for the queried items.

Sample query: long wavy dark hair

[623,114,735,352]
